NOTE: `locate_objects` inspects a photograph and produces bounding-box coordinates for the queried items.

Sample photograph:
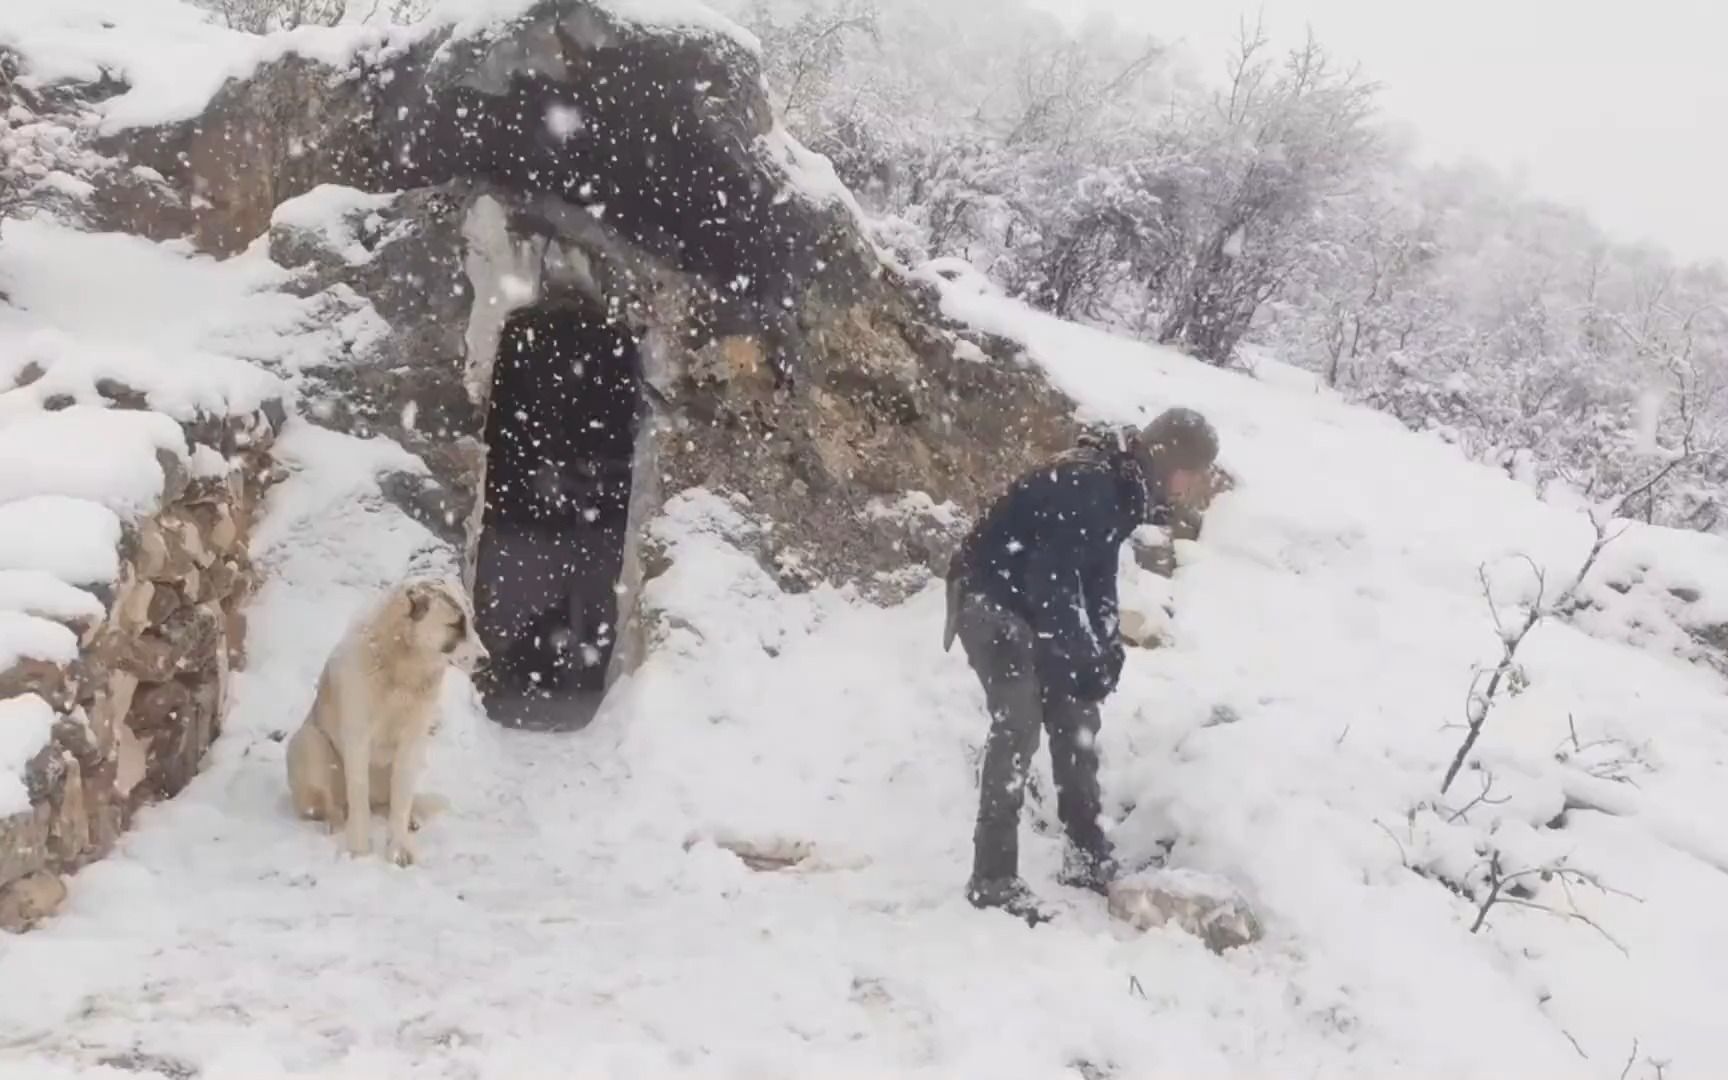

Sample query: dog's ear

[407,583,433,621]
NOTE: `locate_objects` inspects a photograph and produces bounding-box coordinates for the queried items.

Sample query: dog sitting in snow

[285,578,486,865]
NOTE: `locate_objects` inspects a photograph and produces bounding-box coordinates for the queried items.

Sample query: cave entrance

[473,301,640,730]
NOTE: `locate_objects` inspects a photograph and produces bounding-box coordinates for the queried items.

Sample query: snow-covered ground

[4,214,1728,1076]
[8,2,1728,1077]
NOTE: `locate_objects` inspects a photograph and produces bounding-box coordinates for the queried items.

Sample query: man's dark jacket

[946,441,1160,702]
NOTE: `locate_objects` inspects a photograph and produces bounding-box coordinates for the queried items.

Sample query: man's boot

[1057,845,1119,896]
[967,876,1054,926]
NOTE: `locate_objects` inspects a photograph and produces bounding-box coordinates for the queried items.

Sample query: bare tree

[1154,24,1380,364]
[196,0,347,33]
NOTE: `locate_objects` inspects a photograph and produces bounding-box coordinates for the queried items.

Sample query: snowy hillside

[1,223,1727,1077]
[6,1,1728,1079]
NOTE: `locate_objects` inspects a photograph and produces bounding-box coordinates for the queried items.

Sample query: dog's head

[403,578,488,674]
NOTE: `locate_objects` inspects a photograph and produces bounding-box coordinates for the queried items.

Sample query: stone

[88,669,140,756]
[11,362,45,390]
[208,504,239,553]
[114,716,147,799]
[155,447,189,506]
[44,753,91,865]
[120,631,182,684]
[110,574,156,636]
[1107,868,1263,953]
[168,519,213,572]
[144,579,188,624]
[224,607,249,668]
[0,870,67,932]
[131,679,194,737]
[0,658,76,712]
[0,808,50,888]
[199,558,241,604]
[1119,609,1165,649]
[129,521,169,580]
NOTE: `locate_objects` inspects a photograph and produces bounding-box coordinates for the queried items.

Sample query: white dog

[285,577,487,865]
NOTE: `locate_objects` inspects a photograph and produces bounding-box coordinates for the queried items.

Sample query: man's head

[1134,407,1219,502]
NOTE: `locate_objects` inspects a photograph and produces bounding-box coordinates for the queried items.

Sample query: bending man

[945,407,1220,922]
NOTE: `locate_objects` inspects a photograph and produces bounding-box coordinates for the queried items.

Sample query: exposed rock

[1107,868,1263,953]
[0,410,273,929]
[1119,609,1165,650]
[100,0,1090,693]
[0,870,67,932]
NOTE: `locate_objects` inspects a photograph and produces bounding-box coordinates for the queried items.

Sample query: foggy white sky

[1045,0,1728,265]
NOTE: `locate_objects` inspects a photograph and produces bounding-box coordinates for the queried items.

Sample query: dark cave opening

[473,301,640,729]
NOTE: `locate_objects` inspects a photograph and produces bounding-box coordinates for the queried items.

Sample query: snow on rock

[1106,866,1262,951]
[0,570,105,626]
[0,694,57,817]
[760,123,865,219]
[268,184,403,267]
[0,496,122,586]
[0,611,79,673]
[0,218,293,415]
[863,491,965,530]
[0,406,186,516]
[0,0,411,134]
[429,0,761,52]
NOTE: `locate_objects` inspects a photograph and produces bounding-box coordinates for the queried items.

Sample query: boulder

[1107,867,1263,953]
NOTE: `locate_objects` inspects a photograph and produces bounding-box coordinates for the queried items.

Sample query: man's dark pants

[955,591,1111,890]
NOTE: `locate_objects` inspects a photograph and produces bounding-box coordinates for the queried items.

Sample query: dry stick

[1371,819,1410,868]
[1470,854,1642,954]
[1468,852,1509,932]
[1445,769,1511,824]
[1619,1039,1640,1080]
[1443,572,1543,794]
[1442,516,1624,794]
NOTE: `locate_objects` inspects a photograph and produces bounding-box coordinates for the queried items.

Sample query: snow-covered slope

[3,214,1728,1076]
[7,3,1728,1078]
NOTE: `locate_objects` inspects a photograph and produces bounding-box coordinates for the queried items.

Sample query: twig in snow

[1559,1028,1588,1060]
[1334,724,1350,746]
[1469,852,1640,955]
[1442,515,1624,793]
[1619,1039,1639,1080]
[1371,819,1409,868]
[1445,769,1510,824]
[1128,975,1147,1000]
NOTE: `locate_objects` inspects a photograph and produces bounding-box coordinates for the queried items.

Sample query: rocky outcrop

[0,408,276,931]
[1107,867,1263,953]
[97,0,1088,687]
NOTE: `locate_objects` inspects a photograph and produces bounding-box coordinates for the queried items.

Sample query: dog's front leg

[339,701,373,857]
[385,728,428,867]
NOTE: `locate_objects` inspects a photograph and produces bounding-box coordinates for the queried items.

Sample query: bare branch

[1445,769,1511,823]
[1620,1039,1640,1080]
[1371,819,1410,868]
